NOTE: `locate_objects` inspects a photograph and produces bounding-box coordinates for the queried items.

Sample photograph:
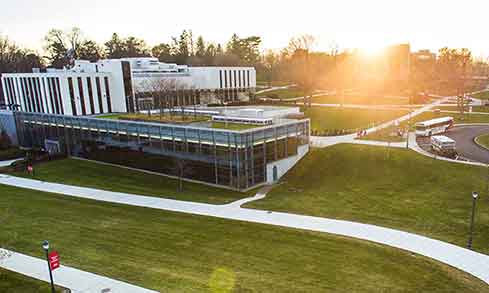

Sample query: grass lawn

[256,87,304,99]
[211,122,260,131]
[0,148,24,161]
[304,107,408,134]
[96,113,209,124]
[0,185,487,292]
[473,91,489,100]
[0,268,62,292]
[439,106,489,113]
[311,94,411,105]
[475,134,489,150]
[9,158,250,204]
[256,81,292,87]
[246,144,489,254]
[360,126,406,142]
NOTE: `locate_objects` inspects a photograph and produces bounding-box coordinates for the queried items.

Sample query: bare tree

[287,35,318,107]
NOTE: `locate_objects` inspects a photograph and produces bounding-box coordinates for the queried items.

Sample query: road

[445,125,489,164]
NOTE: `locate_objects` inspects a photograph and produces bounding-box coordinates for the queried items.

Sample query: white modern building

[124,57,256,105]
[1,59,135,115]
[1,58,257,115]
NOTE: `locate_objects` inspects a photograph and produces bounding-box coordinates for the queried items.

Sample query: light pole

[467,192,479,250]
[42,240,56,293]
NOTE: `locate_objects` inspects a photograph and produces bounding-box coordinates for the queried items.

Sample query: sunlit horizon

[2,0,489,56]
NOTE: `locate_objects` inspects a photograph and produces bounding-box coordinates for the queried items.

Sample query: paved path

[0,158,23,167]
[1,175,489,285]
[311,96,452,148]
[0,248,157,293]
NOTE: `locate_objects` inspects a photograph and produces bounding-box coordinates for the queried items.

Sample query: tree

[124,36,150,58]
[262,50,280,86]
[226,34,262,66]
[437,47,472,113]
[78,40,102,62]
[195,36,206,58]
[43,27,83,68]
[152,43,174,62]
[105,33,125,59]
[287,35,317,107]
[0,35,43,73]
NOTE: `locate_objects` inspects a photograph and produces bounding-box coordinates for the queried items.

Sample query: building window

[46,78,55,114]
[104,77,112,113]
[238,71,242,88]
[87,77,95,114]
[68,78,77,116]
[224,70,228,88]
[95,77,104,114]
[219,70,223,89]
[34,78,44,113]
[233,70,237,88]
[247,70,250,88]
[27,78,38,112]
[51,78,61,114]
[77,77,87,115]
[55,78,64,114]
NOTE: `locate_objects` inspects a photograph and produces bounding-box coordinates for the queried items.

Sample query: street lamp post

[42,240,56,293]
[467,192,479,250]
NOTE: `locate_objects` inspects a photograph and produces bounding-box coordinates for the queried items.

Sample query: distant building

[384,44,411,82]
[124,57,256,105]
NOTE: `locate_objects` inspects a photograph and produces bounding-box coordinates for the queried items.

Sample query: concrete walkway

[0,248,157,293]
[0,158,23,167]
[311,96,452,148]
[1,174,489,285]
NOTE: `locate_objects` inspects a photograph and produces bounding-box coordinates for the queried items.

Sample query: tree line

[2,28,489,101]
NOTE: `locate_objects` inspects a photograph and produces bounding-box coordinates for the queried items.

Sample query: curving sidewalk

[0,174,488,285]
[0,248,157,293]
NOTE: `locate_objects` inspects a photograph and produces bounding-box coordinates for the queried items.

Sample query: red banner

[48,251,60,271]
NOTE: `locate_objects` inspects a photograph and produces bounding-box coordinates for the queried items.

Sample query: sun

[358,43,385,57]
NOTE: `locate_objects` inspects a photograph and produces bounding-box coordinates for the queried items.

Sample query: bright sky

[1,0,488,56]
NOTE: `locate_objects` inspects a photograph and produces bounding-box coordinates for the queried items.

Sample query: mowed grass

[0,185,487,292]
[10,158,249,204]
[247,144,489,254]
[96,113,209,124]
[439,106,489,113]
[211,122,259,130]
[475,134,489,150]
[304,107,408,132]
[473,91,489,100]
[256,87,305,99]
[0,268,61,293]
[311,94,411,105]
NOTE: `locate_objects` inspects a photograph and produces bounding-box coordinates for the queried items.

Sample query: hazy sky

[1,0,489,56]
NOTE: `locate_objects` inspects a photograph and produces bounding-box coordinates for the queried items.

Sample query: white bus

[431,135,456,153]
[415,117,454,137]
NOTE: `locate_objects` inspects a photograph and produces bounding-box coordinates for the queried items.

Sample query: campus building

[124,57,257,105]
[1,58,256,115]
[1,59,304,190]
[12,107,309,191]
[1,60,135,115]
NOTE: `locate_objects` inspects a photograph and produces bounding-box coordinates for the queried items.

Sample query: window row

[219,70,252,89]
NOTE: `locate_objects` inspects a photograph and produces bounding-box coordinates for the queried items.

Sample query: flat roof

[416,116,453,127]
[431,135,455,143]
